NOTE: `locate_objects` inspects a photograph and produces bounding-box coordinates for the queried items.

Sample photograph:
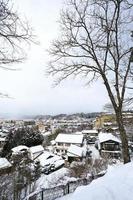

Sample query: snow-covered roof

[2,129,9,133]
[82,130,98,134]
[0,132,8,137]
[103,122,113,126]
[36,151,53,163]
[41,131,51,136]
[54,159,64,168]
[0,137,7,142]
[36,151,63,167]
[11,145,29,153]
[98,132,121,143]
[111,127,119,130]
[59,161,133,200]
[0,158,12,169]
[67,144,85,157]
[55,133,83,144]
[29,145,44,154]
[75,131,83,135]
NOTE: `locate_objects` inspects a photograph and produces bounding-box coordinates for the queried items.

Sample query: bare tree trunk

[103,75,131,164]
[48,0,133,163]
[116,111,130,164]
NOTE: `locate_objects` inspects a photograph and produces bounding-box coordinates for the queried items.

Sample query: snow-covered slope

[58,161,133,200]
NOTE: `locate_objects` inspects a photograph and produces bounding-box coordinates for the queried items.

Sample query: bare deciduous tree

[48,0,133,163]
[0,0,33,69]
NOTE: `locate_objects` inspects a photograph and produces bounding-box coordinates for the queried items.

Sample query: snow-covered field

[57,161,133,200]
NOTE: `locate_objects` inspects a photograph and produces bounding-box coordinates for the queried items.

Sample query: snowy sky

[0,0,109,118]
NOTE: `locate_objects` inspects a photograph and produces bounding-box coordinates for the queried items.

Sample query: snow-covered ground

[57,161,133,200]
[35,167,72,190]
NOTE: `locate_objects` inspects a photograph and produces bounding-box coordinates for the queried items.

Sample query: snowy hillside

[58,161,133,200]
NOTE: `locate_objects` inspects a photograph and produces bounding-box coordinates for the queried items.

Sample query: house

[36,151,64,174]
[28,145,44,160]
[67,144,86,162]
[98,132,121,158]
[82,129,98,144]
[0,158,12,174]
[0,131,8,138]
[55,133,84,155]
[11,145,29,155]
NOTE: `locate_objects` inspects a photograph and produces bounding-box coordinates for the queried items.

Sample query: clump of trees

[2,127,44,156]
[43,128,65,147]
[48,0,133,163]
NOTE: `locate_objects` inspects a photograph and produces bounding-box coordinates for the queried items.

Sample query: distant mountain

[0,112,102,120]
[32,112,101,120]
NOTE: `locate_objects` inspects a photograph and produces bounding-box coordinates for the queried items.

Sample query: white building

[11,145,29,155]
[55,133,84,155]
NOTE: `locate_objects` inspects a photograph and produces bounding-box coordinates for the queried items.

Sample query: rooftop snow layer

[67,144,85,157]
[11,145,29,153]
[37,151,63,167]
[0,158,12,169]
[0,137,7,142]
[29,145,44,154]
[98,132,121,143]
[82,130,98,134]
[55,133,83,144]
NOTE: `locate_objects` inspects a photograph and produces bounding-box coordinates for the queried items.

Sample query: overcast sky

[0,0,109,118]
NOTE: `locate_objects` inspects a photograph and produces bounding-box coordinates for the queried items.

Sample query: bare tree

[103,103,115,114]
[0,0,33,70]
[48,0,133,163]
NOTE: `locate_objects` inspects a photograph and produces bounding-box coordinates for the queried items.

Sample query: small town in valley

[0,111,133,199]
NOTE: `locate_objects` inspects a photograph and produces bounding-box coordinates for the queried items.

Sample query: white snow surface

[35,167,70,190]
[82,130,98,134]
[36,151,64,167]
[0,158,12,169]
[55,133,83,144]
[29,145,44,154]
[36,151,52,164]
[11,145,29,153]
[67,144,86,157]
[0,137,7,141]
[88,145,100,161]
[98,132,121,143]
[57,161,133,200]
